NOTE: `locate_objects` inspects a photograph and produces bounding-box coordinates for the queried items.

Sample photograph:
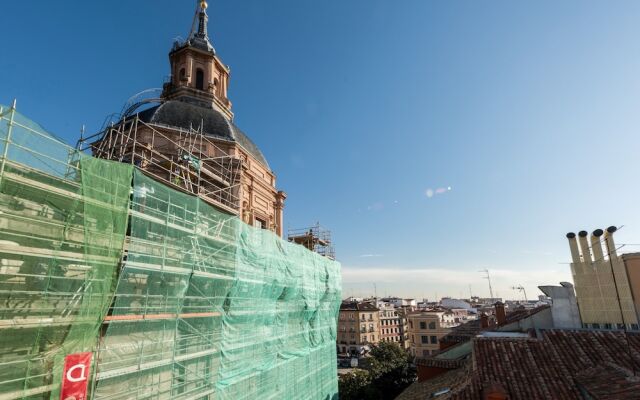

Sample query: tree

[366,342,416,398]
[338,369,373,400]
[338,342,416,399]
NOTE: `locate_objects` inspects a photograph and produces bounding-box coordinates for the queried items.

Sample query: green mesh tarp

[0,105,132,399]
[94,171,341,399]
[0,105,342,400]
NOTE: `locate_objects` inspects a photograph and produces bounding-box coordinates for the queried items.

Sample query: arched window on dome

[179,68,186,81]
[195,68,205,90]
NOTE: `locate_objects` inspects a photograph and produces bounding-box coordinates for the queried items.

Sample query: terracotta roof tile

[447,330,640,400]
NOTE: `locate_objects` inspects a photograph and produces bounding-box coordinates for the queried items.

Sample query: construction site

[0,99,341,400]
[0,2,343,398]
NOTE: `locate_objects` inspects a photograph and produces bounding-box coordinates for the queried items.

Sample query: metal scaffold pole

[0,99,17,187]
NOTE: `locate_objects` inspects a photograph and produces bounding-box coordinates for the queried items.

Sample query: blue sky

[3,1,640,300]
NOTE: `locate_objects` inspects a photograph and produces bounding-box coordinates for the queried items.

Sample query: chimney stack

[578,230,592,263]
[480,312,489,329]
[566,232,580,264]
[494,301,506,326]
[590,229,604,262]
[604,226,618,259]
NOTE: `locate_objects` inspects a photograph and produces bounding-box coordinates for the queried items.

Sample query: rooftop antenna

[511,285,528,302]
[373,283,377,304]
[479,269,494,299]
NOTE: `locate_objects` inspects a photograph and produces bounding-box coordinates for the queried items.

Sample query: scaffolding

[0,103,342,400]
[288,224,335,260]
[80,111,242,215]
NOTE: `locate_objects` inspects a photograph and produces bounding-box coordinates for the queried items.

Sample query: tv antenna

[511,285,528,302]
[479,269,494,299]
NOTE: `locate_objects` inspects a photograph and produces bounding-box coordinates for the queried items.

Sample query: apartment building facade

[379,305,403,345]
[407,310,456,358]
[337,301,380,356]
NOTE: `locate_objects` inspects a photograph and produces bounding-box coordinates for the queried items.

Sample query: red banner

[60,352,93,400]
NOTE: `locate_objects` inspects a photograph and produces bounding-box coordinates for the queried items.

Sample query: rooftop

[439,305,549,346]
[137,100,270,168]
[399,329,640,400]
[340,301,379,312]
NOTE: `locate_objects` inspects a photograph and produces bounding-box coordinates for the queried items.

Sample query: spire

[196,1,208,39]
[188,0,215,53]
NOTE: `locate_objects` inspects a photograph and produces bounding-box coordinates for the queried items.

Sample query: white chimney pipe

[604,226,618,259]
[578,231,592,263]
[590,229,604,262]
[566,232,580,264]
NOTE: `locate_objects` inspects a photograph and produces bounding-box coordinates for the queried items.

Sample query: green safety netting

[0,105,342,400]
[0,105,132,399]
[93,170,341,399]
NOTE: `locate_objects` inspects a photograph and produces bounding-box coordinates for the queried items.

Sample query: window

[592,323,600,329]
[430,336,438,344]
[421,336,429,344]
[632,324,639,331]
[254,217,267,229]
[196,68,205,90]
[604,323,612,330]
[419,321,427,329]
[179,67,186,81]
[429,322,436,329]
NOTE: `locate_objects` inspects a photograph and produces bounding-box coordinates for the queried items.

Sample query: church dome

[137,100,270,169]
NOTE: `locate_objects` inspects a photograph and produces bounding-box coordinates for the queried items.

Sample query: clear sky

[3,1,640,301]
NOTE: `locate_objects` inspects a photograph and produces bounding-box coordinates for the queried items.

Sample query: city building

[396,307,412,350]
[86,0,287,236]
[337,301,381,356]
[381,297,418,308]
[379,304,403,345]
[440,297,474,311]
[407,309,457,358]
[567,227,640,329]
[412,288,582,383]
